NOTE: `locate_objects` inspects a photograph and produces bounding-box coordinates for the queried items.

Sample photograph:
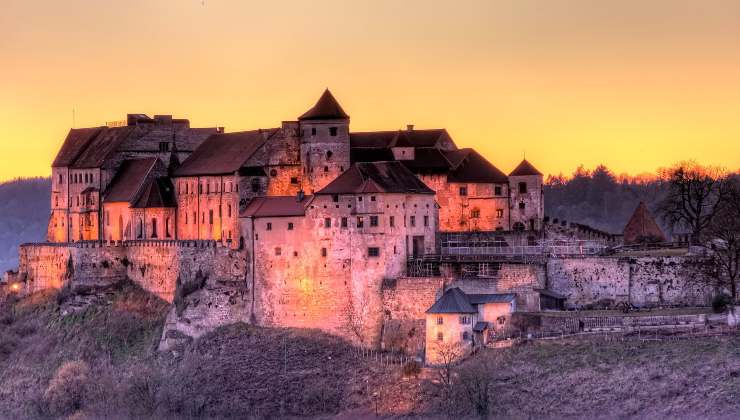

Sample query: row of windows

[274,246,380,258]
[435,332,470,342]
[263,215,429,231]
[469,208,505,219]
[63,172,95,185]
[436,315,472,326]
[178,181,237,195]
[458,183,527,197]
[303,126,340,137]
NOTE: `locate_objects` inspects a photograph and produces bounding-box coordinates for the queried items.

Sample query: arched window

[151,218,158,238]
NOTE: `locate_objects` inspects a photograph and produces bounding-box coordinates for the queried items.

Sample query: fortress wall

[15,244,72,294]
[381,277,446,321]
[547,256,711,308]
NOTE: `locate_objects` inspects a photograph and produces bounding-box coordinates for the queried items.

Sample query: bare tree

[458,357,495,418]
[657,161,730,244]
[702,178,740,301]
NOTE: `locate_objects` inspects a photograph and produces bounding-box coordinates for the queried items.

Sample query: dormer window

[329,127,338,136]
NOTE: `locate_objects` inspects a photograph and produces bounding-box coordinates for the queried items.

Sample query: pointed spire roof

[623,202,666,244]
[509,159,542,176]
[298,89,349,120]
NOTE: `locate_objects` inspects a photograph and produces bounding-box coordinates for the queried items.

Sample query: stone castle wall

[548,256,711,308]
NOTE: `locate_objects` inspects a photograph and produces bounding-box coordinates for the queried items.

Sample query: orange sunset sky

[2,0,740,182]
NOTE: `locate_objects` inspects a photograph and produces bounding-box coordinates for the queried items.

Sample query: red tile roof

[623,202,666,244]
[240,195,313,218]
[317,161,434,195]
[298,89,349,120]
[509,159,542,176]
[174,129,276,176]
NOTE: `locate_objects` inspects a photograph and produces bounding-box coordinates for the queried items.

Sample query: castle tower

[298,89,351,193]
[508,159,544,232]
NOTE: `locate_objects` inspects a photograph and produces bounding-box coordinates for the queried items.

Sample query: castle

[6,90,712,359]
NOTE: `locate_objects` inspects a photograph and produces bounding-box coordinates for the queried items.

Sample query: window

[270,169,278,177]
[288,222,294,230]
[165,218,171,238]
[341,217,348,228]
[209,210,214,224]
[323,166,328,172]
[389,216,395,227]
[324,218,331,228]
[311,127,317,136]
[462,331,470,341]
[368,247,380,257]
[326,150,333,159]
[357,217,364,228]
[437,332,444,342]
[519,182,527,194]
[436,317,443,325]
[370,216,378,227]
[519,202,526,210]
[496,209,504,218]
[105,211,110,226]
[410,216,416,227]
[321,247,327,257]
[275,247,282,256]
[227,204,232,218]
[159,142,169,152]
[370,196,376,202]
[185,212,188,224]
[266,222,272,231]
[358,196,363,202]
[495,185,502,196]
[151,218,158,238]
[424,215,429,226]
[58,174,62,184]
[470,208,480,218]
[329,127,338,136]
[459,186,467,196]
[290,177,299,185]
[206,183,210,194]
[251,178,261,192]
[459,316,471,325]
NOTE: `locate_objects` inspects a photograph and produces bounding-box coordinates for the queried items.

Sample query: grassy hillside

[0,177,50,273]
[1,283,738,419]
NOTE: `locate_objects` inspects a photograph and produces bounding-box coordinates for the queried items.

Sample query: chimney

[297,189,305,202]
[406,124,414,132]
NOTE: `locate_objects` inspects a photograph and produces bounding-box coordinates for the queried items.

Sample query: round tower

[298,89,351,194]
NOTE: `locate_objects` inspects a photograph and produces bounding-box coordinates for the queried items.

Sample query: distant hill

[0,178,50,273]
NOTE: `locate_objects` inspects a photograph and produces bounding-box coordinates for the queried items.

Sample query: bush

[0,331,19,360]
[43,360,91,416]
[403,360,422,378]
[712,293,733,313]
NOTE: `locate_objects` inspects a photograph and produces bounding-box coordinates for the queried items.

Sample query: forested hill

[0,178,50,272]
[544,166,669,235]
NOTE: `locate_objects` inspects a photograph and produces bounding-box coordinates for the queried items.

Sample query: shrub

[403,360,422,378]
[0,331,19,360]
[712,293,733,313]
[43,360,91,416]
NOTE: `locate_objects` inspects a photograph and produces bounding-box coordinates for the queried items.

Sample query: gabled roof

[447,149,508,184]
[103,158,158,203]
[350,147,395,163]
[52,127,105,167]
[623,201,667,245]
[132,177,177,208]
[350,131,398,148]
[298,89,349,121]
[394,129,452,148]
[427,288,516,314]
[400,148,454,173]
[72,126,137,168]
[174,129,276,176]
[509,159,542,176]
[317,161,434,195]
[240,195,313,218]
[426,288,477,314]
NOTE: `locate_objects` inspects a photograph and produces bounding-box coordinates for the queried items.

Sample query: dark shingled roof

[317,161,434,195]
[350,147,395,163]
[298,89,349,120]
[473,321,490,333]
[395,129,452,148]
[509,159,542,176]
[426,288,477,314]
[623,201,667,245]
[447,149,508,184]
[104,158,158,203]
[52,127,106,167]
[72,126,137,168]
[132,177,177,208]
[400,148,454,173]
[350,131,398,148]
[175,129,275,176]
[427,288,516,314]
[240,195,313,218]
